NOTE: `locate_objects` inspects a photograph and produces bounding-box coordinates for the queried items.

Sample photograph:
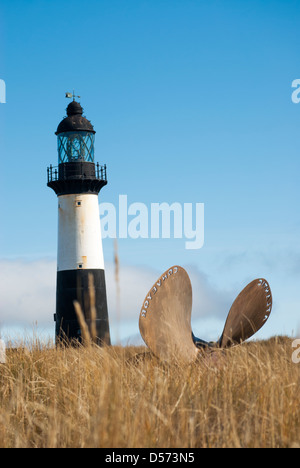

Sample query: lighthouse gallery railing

[47,163,107,184]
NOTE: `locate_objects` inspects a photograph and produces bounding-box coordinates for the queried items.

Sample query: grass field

[0,336,299,448]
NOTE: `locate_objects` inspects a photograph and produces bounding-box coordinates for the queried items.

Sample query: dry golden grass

[0,336,299,448]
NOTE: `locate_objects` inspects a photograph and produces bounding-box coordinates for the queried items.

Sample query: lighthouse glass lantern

[47,96,111,346]
[57,131,95,163]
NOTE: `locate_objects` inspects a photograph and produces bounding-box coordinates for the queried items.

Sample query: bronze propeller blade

[218,278,273,348]
[139,266,199,364]
[139,267,273,362]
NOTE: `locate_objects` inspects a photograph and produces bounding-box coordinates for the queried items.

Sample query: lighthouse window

[76,201,82,206]
[78,264,83,269]
[57,131,95,164]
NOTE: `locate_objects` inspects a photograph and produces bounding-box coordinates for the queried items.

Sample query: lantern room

[55,100,96,164]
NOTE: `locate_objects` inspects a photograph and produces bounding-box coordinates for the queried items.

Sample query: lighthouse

[47,94,111,346]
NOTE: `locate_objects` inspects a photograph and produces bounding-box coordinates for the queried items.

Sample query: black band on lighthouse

[55,269,110,345]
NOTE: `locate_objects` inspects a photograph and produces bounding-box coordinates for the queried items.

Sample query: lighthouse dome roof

[55,101,95,135]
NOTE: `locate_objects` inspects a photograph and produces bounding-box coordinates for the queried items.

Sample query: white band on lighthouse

[57,193,105,272]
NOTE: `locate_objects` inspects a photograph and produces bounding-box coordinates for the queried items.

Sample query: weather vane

[65,90,81,101]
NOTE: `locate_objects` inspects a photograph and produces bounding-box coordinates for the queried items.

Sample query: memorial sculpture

[139,266,272,364]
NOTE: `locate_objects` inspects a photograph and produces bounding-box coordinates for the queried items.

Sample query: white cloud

[187,266,232,319]
[0,259,232,334]
[0,259,157,328]
[105,262,160,321]
[0,259,56,326]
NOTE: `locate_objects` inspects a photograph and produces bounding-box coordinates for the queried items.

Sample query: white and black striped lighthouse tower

[47,95,111,345]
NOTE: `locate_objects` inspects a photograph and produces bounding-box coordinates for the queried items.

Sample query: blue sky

[0,0,299,344]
